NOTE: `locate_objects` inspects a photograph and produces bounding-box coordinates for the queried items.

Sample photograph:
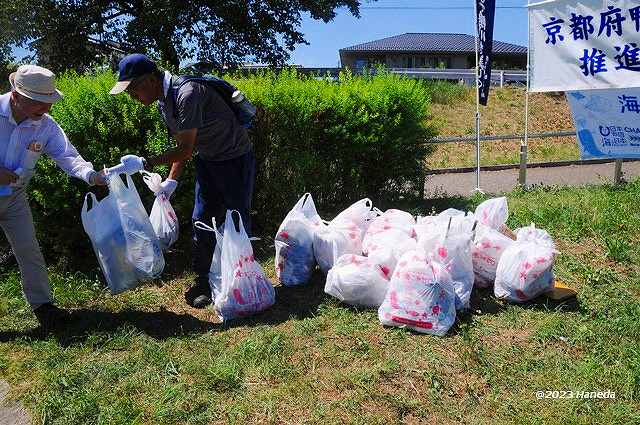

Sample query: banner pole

[520,0,531,188]
[473,0,483,194]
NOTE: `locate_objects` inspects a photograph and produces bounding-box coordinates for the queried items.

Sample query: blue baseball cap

[109,53,158,94]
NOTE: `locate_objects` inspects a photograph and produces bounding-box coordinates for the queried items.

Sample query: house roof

[340,33,527,55]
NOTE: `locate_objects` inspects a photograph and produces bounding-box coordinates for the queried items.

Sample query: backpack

[170,75,256,129]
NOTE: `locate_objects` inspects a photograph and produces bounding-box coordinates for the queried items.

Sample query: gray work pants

[0,187,51,309]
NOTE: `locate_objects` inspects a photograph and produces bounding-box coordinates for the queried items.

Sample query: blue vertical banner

[567,88,640,159]
[477,0,497,105]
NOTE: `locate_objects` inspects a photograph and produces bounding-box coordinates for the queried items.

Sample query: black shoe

[33,303,70,331]
[185,279,212,309]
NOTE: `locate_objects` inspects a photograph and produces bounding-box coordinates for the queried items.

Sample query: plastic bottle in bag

[275,193,323,286]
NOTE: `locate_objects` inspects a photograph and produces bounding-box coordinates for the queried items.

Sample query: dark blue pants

[192,150,256,282]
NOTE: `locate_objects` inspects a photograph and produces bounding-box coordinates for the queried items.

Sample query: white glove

[88,170,107,186]
[158,179,177,198]
[119,154,146,175]
[9,168,24,188]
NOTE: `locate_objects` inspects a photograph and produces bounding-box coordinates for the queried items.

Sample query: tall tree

[2,0,370,72]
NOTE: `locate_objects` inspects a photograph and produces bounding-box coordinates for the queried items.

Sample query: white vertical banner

[529,0,640,92]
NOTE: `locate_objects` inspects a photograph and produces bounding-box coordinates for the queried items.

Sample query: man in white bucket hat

[1,64,106,331]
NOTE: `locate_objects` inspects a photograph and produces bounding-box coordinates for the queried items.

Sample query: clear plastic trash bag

[141,171,179,250]
[275,193,324,286]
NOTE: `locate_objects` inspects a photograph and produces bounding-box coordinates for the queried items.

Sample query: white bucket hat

[9,65,64,104]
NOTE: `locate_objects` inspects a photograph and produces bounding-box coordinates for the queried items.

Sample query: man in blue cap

[110,53,255,309]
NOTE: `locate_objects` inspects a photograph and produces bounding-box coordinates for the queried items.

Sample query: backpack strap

[170,75,237,121]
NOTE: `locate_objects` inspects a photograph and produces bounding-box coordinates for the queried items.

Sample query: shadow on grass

[0,308,215,346]
[0,271,331,345]
[0,263,578,344]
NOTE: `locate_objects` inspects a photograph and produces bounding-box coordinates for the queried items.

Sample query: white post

[614,159,623,184]
[500,70,504,88]
[520,0,531,188]
[473,0,483,193]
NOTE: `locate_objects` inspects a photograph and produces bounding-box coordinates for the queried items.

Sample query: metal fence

[386,68,526,86]
[426,130,628,185]
[255,67,527,86]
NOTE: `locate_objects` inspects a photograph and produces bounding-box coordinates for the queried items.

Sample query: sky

[11,0,530,67]
[289,0,529,67]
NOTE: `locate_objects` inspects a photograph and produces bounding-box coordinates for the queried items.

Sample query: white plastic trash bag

[82,192,139,295]
[366,236,417,278]
[275,193,324,286]
[331,198,376,234]
[142,171,179,250]
[474,197,508,230]
[108,172,165,279]
[494,225,557,302]
[414,211,474,247]
[472,224,514,288]
[419,217,475,310]
[325,254,390,308]
[313,220,362,274]
[216,210,275,320]
[362,209,416,255]
[516,224,556,247]
[378,250,456,336]
[194,218,224,301]
[437,208,466,218]
[314,199,375,273]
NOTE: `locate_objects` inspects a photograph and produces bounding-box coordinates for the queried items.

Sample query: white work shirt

[158,70,172,107]
[0,92,94,188]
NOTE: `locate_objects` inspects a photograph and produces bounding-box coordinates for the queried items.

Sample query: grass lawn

[1,179,639,424]
[426,84,581,169]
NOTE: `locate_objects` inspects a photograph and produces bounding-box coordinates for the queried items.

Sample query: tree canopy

[1,0,369,72]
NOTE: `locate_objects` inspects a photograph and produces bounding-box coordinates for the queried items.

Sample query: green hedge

[238,70,436,231]
[26,69,436,268]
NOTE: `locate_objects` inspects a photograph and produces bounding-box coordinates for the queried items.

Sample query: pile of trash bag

[274,194,558,336]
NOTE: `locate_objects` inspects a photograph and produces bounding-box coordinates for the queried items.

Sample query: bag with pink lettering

[494,225,557,302]
[378,250,456,336]
[325,254,390,308]
[362,209,416,273]
[216,210,275,320]
[472,224,514,288]
[418,216,475,311]
[363,209,416,255]
[474,197,508,230]
[314,198,377,273]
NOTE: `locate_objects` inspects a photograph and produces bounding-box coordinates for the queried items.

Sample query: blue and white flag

[477,0,496,105]
[567,87,640,159]
[529,0,640,92]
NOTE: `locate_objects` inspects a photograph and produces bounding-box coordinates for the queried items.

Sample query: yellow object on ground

[546,280,577,301]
